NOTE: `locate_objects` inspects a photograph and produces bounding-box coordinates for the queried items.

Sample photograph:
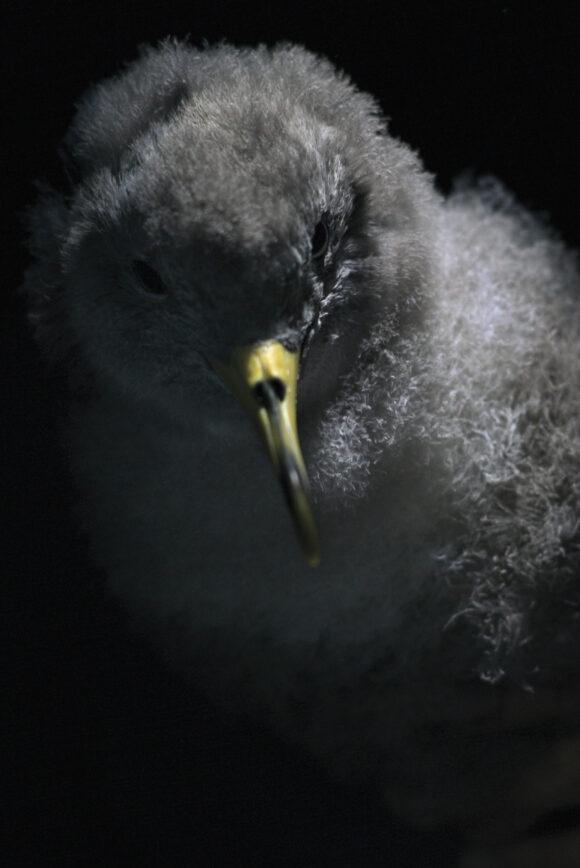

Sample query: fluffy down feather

[23,40,580,835]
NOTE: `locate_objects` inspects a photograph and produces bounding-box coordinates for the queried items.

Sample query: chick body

[24,41,580,836]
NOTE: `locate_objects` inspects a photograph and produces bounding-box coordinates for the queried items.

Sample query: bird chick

[24,40,580,846]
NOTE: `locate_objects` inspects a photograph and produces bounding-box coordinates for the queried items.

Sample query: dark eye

[311,218,329,260]
[132,260,168,295]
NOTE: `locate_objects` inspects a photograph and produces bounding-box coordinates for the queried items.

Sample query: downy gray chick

[24,40,580,841]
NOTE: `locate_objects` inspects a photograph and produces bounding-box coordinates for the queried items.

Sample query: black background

[4,2,579,865]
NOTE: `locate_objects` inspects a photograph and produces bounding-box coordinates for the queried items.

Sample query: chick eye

[132,260,168,295]
[311,218,329,260]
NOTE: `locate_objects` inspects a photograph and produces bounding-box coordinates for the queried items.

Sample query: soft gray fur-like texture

[24,41,580,830]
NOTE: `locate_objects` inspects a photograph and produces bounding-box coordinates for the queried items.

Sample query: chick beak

[208,340,320,566]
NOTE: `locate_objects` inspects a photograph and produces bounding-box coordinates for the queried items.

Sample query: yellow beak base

[209,341,320,566]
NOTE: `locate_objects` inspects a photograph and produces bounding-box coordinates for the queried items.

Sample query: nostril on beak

[253,378,286,408]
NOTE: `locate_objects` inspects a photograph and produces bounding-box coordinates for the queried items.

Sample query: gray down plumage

[23,40,580,830]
